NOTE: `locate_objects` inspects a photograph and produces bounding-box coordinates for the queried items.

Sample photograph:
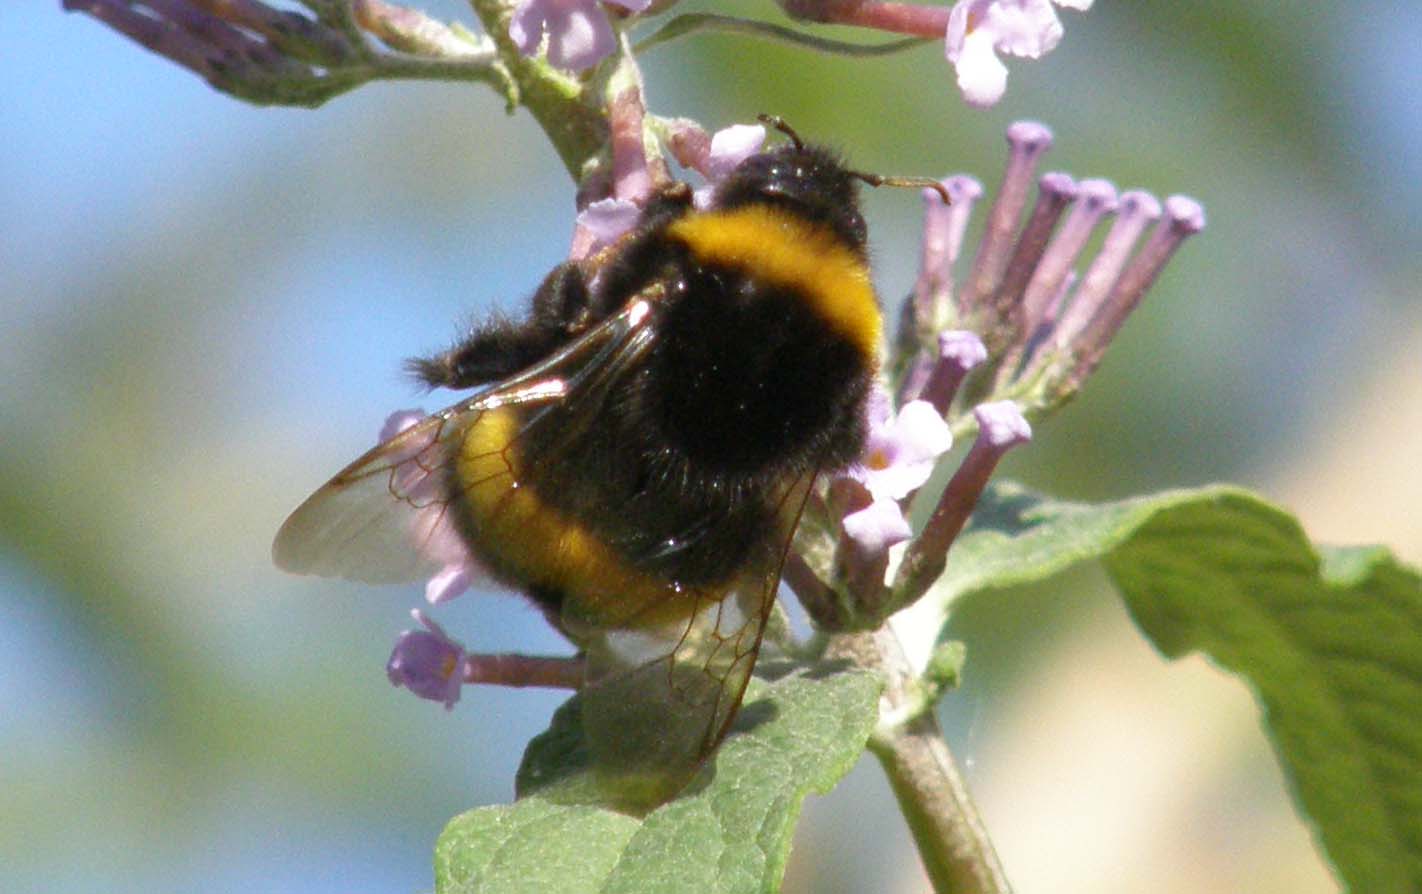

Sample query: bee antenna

[756,114,805,151]
[850,170,951,205]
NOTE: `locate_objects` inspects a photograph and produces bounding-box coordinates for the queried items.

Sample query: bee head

[712,142,868,253]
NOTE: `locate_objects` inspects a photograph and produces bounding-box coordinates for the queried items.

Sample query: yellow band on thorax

[666,205,881,361]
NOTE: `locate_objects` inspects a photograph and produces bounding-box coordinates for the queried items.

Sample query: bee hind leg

[408,262,591,390]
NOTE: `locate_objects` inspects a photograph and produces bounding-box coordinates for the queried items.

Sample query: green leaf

[895,481,1226,661]
[1103,494,1422,894]
[899,481,1422,893]
[435,664,882,894]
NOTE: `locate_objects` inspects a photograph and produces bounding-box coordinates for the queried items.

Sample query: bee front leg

[531,260,595,339]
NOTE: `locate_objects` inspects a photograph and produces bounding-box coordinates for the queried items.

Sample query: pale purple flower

[939,330,990,372]
[973,400,1033,449]
[377,409,488,604]
[424,564,478,606]
[571,196,641,259]
[893,401,1033,598]
[508,0,650,72]
[842,497,914,555]
[1049,190,1163,351]
[387,610,466,709]
[1066,195,1206,378]
[914,175,983,314]
[915,121,1203,399]
[945,0,1093,107]
[379,408,426,443]
[847,390,953,502]
[912,330,988,414]
[703,123,767,180]
[693,123,767,209]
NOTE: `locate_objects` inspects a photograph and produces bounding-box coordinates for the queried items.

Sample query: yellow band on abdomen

[453,407,699,629]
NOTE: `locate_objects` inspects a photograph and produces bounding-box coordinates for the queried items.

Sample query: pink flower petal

[507,0,618,72]
[986,0,1062,59]
[843,498,914,555]
[849,395,953,501]
[508,0,543,55]
[864,386,894,427]
[547,2,615,70]
[951,25,1010,107]
[376,407,492,599]
[425,563,478,605]
[379,408,426,443]
[575,197,641,250]
[894,400,955,464]
[945,0,1086,107]
[386,609,466,709]
[704,124,767,180]
[692,123,768,209]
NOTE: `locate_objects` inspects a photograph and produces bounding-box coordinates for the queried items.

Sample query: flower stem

[828,628,1012,894]
[466,0,608,181]
[779,0,949,38]
[634,13,927,57]
[66,0,508,108]
[465,652,584,688]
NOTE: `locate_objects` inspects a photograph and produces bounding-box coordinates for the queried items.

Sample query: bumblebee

[274,122,912,806]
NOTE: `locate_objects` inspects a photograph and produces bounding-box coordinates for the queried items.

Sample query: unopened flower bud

[1071,195,1206,379]
[1017,178,1117,342]
[988,171,1078,343]
[1047,189,1162,353]
[918,331,988,415]
[894,401,1031,601]
[914,175,984,328]
[963,121,1053,317]
[843,498,914,556]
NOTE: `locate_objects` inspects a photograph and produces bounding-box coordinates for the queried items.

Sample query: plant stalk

[828,628,1011,894]
[466,0,610,182]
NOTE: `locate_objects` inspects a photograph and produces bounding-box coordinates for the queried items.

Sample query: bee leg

[408,263,591,390]
[531,260,595,338]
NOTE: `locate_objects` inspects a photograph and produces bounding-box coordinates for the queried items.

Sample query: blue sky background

[4,1,1419,892]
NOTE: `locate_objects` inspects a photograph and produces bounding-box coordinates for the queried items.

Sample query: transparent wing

[277,285,814,809]
[272,297,657,585]
[576,471,816,809]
